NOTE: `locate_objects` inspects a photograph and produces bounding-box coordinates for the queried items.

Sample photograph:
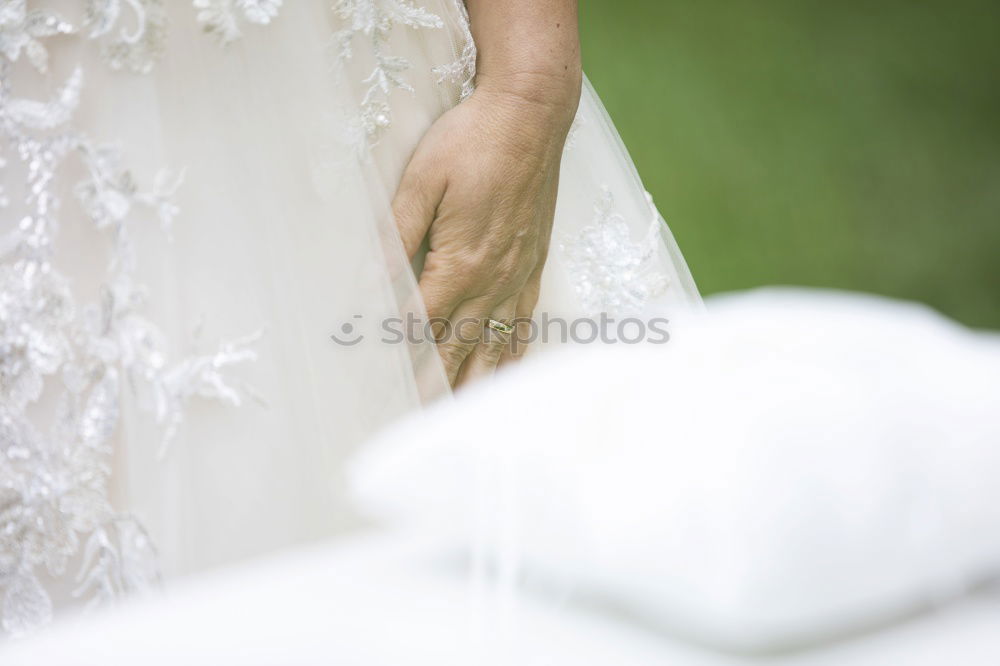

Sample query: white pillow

[351,288,1000,652]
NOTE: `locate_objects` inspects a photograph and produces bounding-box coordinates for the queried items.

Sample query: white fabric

[4,533,1000,665]
[352,288,1000,651]
[115,3,700,576]
[10,0,700,607]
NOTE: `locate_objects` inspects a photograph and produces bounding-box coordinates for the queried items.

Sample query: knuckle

[467,257,528,299]
[453,317,482,344]
[392,195,418,225]
[457,250,490,278]
[439,341,470,368]
[476,339,506,362]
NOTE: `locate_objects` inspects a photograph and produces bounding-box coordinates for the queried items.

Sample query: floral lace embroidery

[194,0,283,45]
[333,0,445,144]
[432,0,475,102]
[0,3,75,74]
[560,187,670,316]
[84,0,169,74]
[0,0,478,635]
[0,6,258,637]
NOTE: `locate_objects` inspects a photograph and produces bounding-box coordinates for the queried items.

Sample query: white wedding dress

[0,0,700,635]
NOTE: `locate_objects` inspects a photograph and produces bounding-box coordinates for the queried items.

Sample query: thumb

[391,157,443,260]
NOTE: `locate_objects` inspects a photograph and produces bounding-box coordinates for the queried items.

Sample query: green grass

[581,0,1000,328]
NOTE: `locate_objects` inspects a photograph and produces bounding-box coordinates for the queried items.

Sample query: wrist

[465,0,582,131]
[476,67,582,131]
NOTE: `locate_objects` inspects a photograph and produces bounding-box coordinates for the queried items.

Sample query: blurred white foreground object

[4,531,1000,665]
[353,288,1000,651]
[5,288,1000,664]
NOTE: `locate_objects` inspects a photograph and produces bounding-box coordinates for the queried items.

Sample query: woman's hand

[392,76,579,387]
[393,0,581,387]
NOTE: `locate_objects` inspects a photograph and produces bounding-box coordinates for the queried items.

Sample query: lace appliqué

[0,3,75,74]
[84,0,169,74]
[432,0,475,102]
[333,0,444,145]
[195,0,283,45]
[561,188,671,316]
[0,9,257,637]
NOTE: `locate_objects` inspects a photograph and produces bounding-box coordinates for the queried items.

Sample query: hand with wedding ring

[392,0,581,388]
[392,47,581,387]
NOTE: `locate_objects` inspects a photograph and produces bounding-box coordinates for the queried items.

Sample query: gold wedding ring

[485,318,515,336]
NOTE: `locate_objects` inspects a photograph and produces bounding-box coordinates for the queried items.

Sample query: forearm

[465,0,582,126]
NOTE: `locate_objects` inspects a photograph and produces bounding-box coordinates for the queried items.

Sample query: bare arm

[392,0,582,388]
[467,0,582,117]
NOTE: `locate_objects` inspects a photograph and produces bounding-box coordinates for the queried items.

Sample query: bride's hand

[392,75,580,387]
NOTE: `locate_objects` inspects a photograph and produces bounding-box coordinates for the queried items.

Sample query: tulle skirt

[1,0,699,626]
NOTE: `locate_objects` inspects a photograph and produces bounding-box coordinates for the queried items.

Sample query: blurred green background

[580,0,999,328]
